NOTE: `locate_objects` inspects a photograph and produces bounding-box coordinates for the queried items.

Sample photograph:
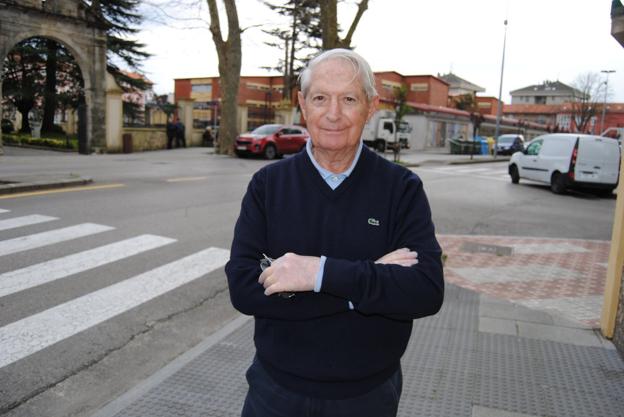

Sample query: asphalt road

[0,146,616,417]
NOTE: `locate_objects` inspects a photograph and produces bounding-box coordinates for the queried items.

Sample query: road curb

[0,176,93,195]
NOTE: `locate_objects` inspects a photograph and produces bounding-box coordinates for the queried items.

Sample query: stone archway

[0,0,107,154]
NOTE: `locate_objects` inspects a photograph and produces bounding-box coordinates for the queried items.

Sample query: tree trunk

[287,9,298,100]
[319,0,369,49]
[207,0,241,156]
[42,39,58,133]
[319,0,338,49]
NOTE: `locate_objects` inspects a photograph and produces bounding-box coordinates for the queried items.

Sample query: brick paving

[439,234,611,328]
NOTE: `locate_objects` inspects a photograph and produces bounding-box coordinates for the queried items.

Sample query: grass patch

[4,132,78,151]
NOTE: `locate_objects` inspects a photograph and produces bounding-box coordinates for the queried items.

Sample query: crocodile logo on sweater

[368,218,380,226]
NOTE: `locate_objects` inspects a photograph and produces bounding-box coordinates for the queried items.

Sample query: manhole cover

[460,241,513,256]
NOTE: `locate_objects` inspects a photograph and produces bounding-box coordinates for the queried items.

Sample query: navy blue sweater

[225,146,444,399]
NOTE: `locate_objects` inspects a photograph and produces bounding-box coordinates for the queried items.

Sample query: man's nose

[325,98,342,121]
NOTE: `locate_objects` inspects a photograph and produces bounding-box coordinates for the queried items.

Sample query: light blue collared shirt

[306,139,364,310]
[305,139,363,190]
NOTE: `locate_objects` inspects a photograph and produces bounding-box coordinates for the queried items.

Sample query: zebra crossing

[414,163,511,182]
[0,208,230,370]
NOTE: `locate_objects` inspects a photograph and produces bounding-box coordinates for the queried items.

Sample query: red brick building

[503,102,624,135]
[174,76,288,130]
[174,72,450,132]
[475,96,502,116]
[374,71,449,109]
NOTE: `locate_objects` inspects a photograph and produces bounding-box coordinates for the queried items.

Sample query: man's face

[298,58,378,154]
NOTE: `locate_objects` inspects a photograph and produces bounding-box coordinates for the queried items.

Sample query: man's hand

[259,249,418,296]
[375,248,418,267]
[259,253,319,296]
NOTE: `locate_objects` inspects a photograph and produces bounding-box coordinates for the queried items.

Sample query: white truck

[361,110,412,152]
[601,127,624,142]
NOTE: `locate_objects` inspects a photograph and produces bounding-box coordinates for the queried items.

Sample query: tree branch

[206,0,225,49]
[340,0,369,48]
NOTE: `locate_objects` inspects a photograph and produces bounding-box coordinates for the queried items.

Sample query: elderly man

[225,49,444,417]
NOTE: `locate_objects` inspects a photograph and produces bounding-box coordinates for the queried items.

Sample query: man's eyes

[310,96,358,104]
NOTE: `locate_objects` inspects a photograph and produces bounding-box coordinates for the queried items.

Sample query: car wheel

[509,164,520,184]
[550,172,567,194]
[594,188,615,197]
[376,140,386,153]
[263,144,277,160]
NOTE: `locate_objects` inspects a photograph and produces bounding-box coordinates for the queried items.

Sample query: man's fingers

[376,248,418,265]
[258,266,273,285]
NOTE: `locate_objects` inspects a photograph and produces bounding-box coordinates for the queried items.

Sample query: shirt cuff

[314,255,327,293]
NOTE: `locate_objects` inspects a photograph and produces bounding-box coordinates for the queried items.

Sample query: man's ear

[297,91,307,120]
[367,96,380,121]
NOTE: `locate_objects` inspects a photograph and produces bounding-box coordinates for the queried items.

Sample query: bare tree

[262,0,322,101]
[207,0,241,155]
[570,72,605,133]
[319,0,369,49]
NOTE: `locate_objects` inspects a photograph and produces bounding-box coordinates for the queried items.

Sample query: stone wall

[119,128,205,152]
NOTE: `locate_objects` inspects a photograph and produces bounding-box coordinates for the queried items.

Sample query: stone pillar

[238,105,248,133]
[105,72,124,152]
[178,99,194,144]
[87,30,108,152]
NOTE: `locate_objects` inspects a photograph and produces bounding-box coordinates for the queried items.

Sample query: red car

[235,124,309,160]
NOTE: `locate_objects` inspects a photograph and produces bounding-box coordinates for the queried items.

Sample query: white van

[508,133,620,195]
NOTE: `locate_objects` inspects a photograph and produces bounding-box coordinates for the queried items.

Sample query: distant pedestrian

[203,127,214,147]
[166,119,176,149]
[174,119,186,148]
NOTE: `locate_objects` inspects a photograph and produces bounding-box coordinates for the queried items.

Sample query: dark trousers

[241,357,402,417]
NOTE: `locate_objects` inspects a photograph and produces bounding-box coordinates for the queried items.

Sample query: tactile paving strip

[108,285,623,417]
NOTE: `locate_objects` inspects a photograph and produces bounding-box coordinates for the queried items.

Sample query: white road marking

[0,223,114,257]
[0,235,176,298]
[0,209,10,214]
[166,176,207,183]
[0,215,57,231]
[452,167,497,174]
[415,166,510,182]
[0,247,229,369]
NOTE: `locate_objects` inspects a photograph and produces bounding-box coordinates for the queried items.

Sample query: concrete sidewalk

[91,235,623,417]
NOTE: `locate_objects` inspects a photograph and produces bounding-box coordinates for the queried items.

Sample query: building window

[410,83,428,92]
[382,80,401,91]
[247,82,271,91]
[191,84,212,94]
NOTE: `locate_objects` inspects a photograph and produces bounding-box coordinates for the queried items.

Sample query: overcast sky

[137,0,624,103]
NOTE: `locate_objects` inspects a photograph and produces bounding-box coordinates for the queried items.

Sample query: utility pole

[600,70,615,135]
[493,19,508,159]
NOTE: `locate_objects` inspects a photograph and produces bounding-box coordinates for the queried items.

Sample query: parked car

[508,133,620,195]
[496,134,525,155]
[234,124,309,160]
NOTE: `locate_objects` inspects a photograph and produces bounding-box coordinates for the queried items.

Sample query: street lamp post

[494,19,508,159]
[600,70,615,135]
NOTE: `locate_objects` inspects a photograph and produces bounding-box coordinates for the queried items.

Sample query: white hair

[298,49,378,100]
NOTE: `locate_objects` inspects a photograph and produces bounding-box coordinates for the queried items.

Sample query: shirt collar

[306,139,363,181]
